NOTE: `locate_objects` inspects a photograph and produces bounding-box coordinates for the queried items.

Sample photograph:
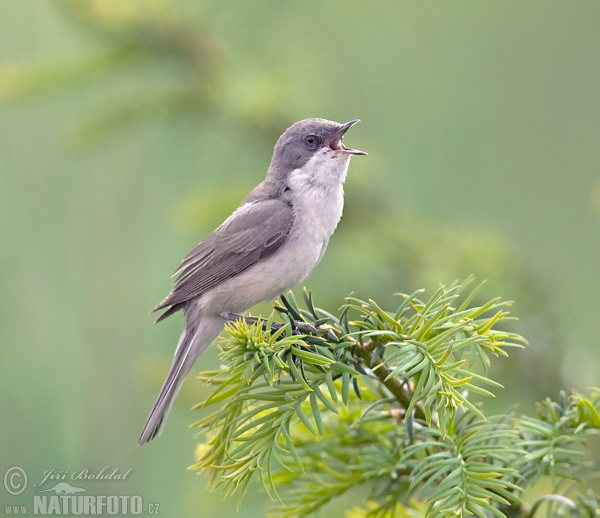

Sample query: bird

[138,118,366,445]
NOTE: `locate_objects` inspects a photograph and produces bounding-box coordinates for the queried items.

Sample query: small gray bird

[139,118,366,445]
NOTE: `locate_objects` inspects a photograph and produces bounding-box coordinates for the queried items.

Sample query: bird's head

[268,118,366,179]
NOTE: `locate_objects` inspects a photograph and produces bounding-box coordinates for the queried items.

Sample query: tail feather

[138,312,223,445]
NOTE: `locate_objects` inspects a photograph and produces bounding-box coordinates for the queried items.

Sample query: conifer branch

[189,279,600,518]
[353,338,428,422]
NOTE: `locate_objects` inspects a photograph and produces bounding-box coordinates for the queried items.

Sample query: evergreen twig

[189,279,600,518]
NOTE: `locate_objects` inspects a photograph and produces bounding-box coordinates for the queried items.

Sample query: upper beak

[329,119,367,155]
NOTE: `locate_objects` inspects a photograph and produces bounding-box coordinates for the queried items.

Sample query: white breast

[288,152,350,242]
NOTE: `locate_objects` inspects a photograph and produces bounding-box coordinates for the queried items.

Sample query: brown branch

[354,340,430,423]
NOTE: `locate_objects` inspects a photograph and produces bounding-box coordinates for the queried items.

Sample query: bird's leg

[220,312,317,335]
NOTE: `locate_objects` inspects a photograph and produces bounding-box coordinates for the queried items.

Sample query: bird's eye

[303,134,320,148]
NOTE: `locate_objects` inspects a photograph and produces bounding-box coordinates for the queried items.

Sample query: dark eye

[303,134,320,148]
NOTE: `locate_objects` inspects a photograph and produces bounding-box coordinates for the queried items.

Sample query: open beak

[328,119,367,155]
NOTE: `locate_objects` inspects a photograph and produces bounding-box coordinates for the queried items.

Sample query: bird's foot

[220,312,317,335]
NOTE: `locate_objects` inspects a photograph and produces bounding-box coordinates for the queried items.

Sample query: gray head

[267,118,366,178]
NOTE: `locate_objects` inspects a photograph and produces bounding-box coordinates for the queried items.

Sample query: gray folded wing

[152,199,295,319]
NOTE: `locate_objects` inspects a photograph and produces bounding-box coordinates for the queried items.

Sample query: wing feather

[153,199,294,318]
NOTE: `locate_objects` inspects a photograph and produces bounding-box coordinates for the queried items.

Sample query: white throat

[287,151,351,242]
[289,150,351,189]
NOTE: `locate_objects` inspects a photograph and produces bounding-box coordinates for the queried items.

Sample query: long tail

[138,312,223,445]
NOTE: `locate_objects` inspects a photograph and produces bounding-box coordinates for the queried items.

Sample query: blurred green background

[1,1,599,516]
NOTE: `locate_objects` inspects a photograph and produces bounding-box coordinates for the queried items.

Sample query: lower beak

[329,119,367,155]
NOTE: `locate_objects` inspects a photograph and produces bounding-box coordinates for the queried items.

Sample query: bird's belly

[200,228,327,315]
